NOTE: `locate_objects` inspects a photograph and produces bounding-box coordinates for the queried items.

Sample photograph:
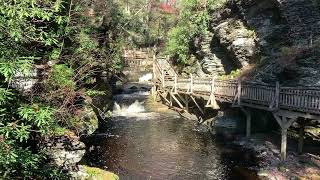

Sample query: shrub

[166,0,227,65]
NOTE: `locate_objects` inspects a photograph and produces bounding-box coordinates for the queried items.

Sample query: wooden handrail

[154,55,320,115]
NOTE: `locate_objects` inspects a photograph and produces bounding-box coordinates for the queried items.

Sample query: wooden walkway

[152,57,320,161]
[123,48,153,68]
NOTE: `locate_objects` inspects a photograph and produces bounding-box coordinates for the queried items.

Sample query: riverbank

[147,97,320,180]
[234,135,320,180]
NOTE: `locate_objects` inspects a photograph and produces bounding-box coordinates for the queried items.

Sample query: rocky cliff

[199,0,320,85]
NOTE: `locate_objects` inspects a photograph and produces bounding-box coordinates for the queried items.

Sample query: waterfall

[139,73,152,82]
[113,100,146,116]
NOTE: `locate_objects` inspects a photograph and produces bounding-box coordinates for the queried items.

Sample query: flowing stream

[84,87,260,180]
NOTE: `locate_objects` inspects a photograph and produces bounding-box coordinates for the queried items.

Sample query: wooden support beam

[274,110,320,120]
[298,123,305,154]
[169,92,184,109]
[185,94,189,111]
[273,113,297,161]
[206,77,220,109]
[158,91,170,105]
[281,127,288,161]
[190,95,205,115]
[240,107,251,138]
[176,93,187,104]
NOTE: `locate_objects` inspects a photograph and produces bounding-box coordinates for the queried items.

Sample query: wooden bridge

[152,56,320,161]
[123,48,153,68]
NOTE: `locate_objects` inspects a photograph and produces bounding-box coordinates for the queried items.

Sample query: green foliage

[0,0,126,178]
[166,26,191,63]
[83,165,119,180]
[77,31,99,53]
[48,64,75,89]
[85,90,106,97]
[166,0,227,64]
[218,69,241,80]
[0,88,13,105]
[0,140,67,179]
[18,104,55,133]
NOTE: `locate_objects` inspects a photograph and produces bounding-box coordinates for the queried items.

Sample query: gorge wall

[198,0,320,86]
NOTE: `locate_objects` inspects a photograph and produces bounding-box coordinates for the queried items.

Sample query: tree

[0,0,127,178]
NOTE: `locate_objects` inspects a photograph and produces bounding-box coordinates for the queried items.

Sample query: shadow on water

[82,87,261,180]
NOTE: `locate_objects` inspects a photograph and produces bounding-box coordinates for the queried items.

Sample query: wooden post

[169,92,184,109]
[241,107,251,138]
[246,110,251,138]
[281,127,288,161]
[185,95,189,111]
[275,81,280,109]
[273,113,297,161]
[298,124,305,154]
[190,74,193,93]
[190,96,205,115]
[162,69,165,88]
[152,55,156,96]
[174,73,177,94]
[237,80,242,106]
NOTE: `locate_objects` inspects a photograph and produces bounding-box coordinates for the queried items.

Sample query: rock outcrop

[40,136,86,168]
[199,0,320,85]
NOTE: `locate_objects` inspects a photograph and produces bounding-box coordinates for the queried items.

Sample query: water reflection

[84,91,259,180]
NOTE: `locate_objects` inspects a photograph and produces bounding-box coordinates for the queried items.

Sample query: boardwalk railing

[154,58,320,116]
[123,48,153,67]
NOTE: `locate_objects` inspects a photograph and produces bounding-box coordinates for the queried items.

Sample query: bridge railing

[154,57,320,115]
[240,82,276,107]
[279,87,320,114]
[123,48,153,67]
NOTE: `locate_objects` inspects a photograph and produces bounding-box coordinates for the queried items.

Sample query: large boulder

[40,136,86,168]
[214,20,257,68]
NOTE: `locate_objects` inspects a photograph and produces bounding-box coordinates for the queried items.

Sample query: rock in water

[40,136,86,168]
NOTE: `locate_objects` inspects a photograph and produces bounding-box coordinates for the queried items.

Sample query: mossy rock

[83,166,119,180]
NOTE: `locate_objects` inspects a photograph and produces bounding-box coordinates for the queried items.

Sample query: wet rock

[40,136,86,168]
[129,86,138,90]
[69,165,89,179]
[233,135,320,180]
[73,106,100,136]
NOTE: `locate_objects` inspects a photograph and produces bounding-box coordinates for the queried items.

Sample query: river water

[84,87,260,180]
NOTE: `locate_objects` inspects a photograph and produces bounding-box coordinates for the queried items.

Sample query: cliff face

[199,0,320,85]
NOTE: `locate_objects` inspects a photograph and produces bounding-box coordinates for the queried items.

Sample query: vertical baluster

[275,82,280,109]
[174,73,177,94]
[254,87,258,100]
[237,81,242,105]
[306,90,310,110]
[288,90,292,107]
[162,69,165,88]
[297,90,300,108]
[311,90,315,110]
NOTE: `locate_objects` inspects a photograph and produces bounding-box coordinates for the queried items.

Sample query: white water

[139,73,152,82]
[112,99,165,120]
[113,100,146,115]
